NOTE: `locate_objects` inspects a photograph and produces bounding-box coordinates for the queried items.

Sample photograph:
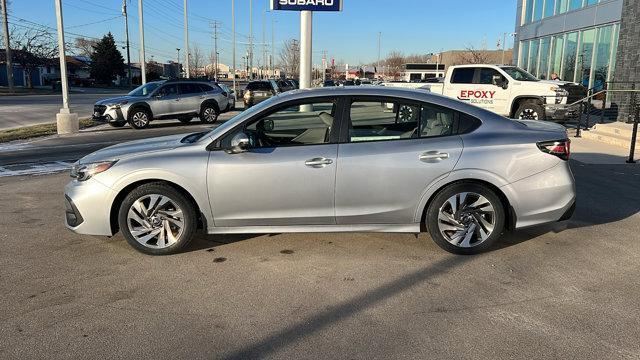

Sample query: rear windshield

[246,82,272,91]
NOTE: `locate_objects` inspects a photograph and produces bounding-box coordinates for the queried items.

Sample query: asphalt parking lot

[1,160,639,359]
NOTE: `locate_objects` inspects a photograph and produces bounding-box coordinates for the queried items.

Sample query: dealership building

[513,0,640,121]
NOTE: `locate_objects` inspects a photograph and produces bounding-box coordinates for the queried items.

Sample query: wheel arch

[109,179,206,235]
[201,99,220,113]
[510,96,544,118]
[128,102,153,120]
[417,178,516,233]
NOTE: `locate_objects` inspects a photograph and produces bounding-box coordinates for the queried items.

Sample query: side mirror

[225,132,249,154]
[221,91,228,97]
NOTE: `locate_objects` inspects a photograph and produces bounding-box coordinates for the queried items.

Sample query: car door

[207,97,341,227]
[335,97,463,224]
[474,67,511,115]
[177,83,203,115]
[150,84,179,117]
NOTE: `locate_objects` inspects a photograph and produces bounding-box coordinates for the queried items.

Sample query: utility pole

[138,0,146,84]
[322,50,326,82]
[210,21,220,81]
[54,0,78,134]
[1,0,13,92]
[183,0,190,78]
[248,0,253,80]
[122,0,132,86]
[377,32,381,79]
[299,11,312,110]
[271,17,276,79]
[231,0,236,100]
[262,9,266,79]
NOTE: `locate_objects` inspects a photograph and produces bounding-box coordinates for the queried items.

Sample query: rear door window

[451,68,476,84]
[179,83,202,95]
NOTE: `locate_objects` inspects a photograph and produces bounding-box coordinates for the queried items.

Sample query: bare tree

[383,50,405,80]
[10,27,57,88]
[188,43,204,78]
[453,46,492,65]
[279,39,299,78]
[73,37,98,58]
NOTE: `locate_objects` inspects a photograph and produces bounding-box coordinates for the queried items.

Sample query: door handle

[305,157,333,168]
[419,151,449,162]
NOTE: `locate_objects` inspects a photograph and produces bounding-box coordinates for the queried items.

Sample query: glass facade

[517,23,620,89]
[522,0,614,24]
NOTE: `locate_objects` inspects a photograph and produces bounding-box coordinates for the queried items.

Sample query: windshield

[128,82,162,96]
[500,67,539,82]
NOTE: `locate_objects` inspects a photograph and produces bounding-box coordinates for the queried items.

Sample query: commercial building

[514,0,622,89]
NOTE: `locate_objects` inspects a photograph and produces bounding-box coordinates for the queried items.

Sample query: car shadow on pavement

[494,159,640,250]
[182,233,264,253]
[221,255,470,360]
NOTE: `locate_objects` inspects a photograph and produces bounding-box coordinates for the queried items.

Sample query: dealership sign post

[271,0,343,96]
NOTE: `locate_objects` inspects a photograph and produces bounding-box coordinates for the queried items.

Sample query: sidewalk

[570,135,639,164]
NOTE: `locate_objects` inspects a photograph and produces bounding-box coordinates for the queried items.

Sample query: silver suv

[93,80,229,129]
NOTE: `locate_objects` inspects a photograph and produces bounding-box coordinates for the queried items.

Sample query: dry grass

[0,118,99,143]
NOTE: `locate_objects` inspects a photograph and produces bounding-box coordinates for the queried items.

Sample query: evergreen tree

[90,33,125,85]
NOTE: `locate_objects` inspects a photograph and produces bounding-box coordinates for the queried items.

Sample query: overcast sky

[7,0,518,66]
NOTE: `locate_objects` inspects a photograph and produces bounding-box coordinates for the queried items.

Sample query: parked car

[216,83,236,111]
[92,79,229,129]
[66,87,575,256]
[385,65,587,122]
[277,79,294,92]
[243,80,279,108]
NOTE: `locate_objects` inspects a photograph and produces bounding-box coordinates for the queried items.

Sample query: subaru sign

[271,0,343,12]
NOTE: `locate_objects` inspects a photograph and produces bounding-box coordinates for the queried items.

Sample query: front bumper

[544,104,578,122]
[64,178,116,236]
[92,106,127,123]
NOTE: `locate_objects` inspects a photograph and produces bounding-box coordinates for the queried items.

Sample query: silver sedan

[65,87,576,255]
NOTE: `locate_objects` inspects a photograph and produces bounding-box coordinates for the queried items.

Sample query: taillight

[537,139,570,160]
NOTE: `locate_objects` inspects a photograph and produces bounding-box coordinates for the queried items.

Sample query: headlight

[553,87,569,104]
[70,160,118,181]
[105,101,128,107]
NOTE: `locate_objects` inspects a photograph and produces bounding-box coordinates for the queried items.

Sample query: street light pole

[176,48,180,77]
[1,0,14,92]
[53,0,78,134]
[138,0,146,84]
[299,11,312,111]
[183,0,190,78]
[249,0,253,80]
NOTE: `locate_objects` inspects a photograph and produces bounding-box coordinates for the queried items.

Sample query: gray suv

[93,80,229,129]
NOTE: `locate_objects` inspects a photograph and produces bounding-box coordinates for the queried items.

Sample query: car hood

[95,95,142,106]
[79,133,191,164]
[537,79,580,87]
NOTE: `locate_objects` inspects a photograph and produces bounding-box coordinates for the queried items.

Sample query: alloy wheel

[132,111,149,127]
[437,192,496,248]
[518,108,539,120]
[203,107,218,123]
[127,194,184,249]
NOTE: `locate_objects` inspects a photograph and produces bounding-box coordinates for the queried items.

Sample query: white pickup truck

[384,64,587,122]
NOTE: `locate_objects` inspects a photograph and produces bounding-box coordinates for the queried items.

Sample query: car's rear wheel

[426,183,505,255]
[178,116,192,124]
[515,100,545,121]
[200,104,219,123]
[118,183,197,255]
[128,108,151,129]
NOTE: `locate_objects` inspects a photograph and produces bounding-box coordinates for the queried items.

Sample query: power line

[66,15,121,29]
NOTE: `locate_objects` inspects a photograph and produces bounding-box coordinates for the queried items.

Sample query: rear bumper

[502,161,576,229]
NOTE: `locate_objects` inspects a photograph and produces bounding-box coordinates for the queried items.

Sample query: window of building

[555,0,569,14]
[569,0,584,11]
[562,32,579,82]
[528,39,540,77]
[586,0,597,5]
[544,0,556,17]
[523,0,534,24]
[577,28,595,88]
[592,25,613,92]
[519,41,530,70]
[550,35,564,78]
[538,37,552,79]
[533,0,544,21]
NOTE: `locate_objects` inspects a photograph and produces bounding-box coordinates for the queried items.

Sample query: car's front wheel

[128,108,151,129]
[515,100,546,121]
[426,183,505,255]
[118,183,197,255]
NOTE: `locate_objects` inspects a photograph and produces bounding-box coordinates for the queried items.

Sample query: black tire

[109,121,126,128]
[118,182,198,255]
[128,107,151,129]
[426,182,505,255]
[178,116,192,124]
[199,103,220,123]
[514,100,546,120]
